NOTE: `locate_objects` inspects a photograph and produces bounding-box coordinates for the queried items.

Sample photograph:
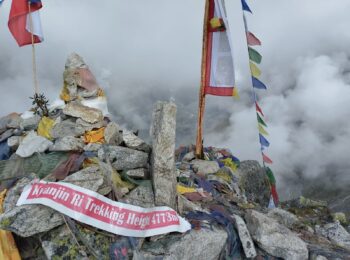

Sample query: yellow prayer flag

[258,124,269,136]
[210,17,222,29]
[249,62,261,78]
[177,184,196,195]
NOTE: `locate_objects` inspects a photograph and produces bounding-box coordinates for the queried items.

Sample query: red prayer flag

[271,185,279,205]
[8,0,43,47]
[262,153,273,164]
[255,102,264,116]
[246,31,261,46]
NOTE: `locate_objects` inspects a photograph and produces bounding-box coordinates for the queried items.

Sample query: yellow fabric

[221,158,237,172]
[210,18,223,29]
[232,88,240,99]
[97,88,105,97]
[215,170,232,183]
[37,116,55,140]
[0,190,21,260]
[82,157,99,168]
[177,184,196,195]
[84,128,105,144]
[258,124,269,136]
[111,169,135,190]
[60,84,71,102]
[250,62,261,78]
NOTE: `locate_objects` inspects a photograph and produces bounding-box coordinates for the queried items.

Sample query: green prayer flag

[257,113,267,127]
[248,47,262,64]
[265,167,276,185]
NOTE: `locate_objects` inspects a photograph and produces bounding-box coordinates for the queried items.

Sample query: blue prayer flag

[252,77,267,90]
[241,0,252,13]
[259,134,270,147]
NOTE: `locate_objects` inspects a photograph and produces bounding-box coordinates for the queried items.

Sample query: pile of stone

[0,54,349,260]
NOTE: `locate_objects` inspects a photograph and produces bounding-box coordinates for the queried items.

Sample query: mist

[0,0,350,199]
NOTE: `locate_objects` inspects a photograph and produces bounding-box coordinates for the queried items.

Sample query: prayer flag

[241,0,252,13]
[255,102,264,116]
[259,134,270,148]
[258,124,269,136]
[262,153,273,164]
[265,167,276,185]
[271,185,279,205]
[257,113,267,127]
[246,31,261,46]
[252,77,267,90]
[8,0,44,47]
[248,47,262,64]
[203,0,237,97]
[250,62,261,78]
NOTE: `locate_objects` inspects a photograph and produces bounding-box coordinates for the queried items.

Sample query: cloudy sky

[0,0,350,198]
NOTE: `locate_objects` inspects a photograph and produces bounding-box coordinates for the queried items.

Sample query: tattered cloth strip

[186,210,242,258]
[17,181,191,237]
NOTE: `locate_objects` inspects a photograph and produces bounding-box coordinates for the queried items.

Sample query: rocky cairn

[0,54,349,259]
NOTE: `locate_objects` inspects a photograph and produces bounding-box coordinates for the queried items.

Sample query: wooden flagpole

[195,0,210,158]
[28,2,39,94]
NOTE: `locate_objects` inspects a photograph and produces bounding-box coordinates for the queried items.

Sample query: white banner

[17,181,191,237]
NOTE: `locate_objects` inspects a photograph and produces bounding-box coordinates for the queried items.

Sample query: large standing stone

[150,101,177,209]
[137,226,227,260]
[315,222,350,250]
[0,167,107,237]
[63,102,103,124]
[98,146,149,170]
[233,214,257,258]
[237,160,271,207]
[123,130,150,152]
[245,210,308,260]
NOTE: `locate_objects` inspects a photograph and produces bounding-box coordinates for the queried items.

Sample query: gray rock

[50,136,85,151]
[150,101,177,209]
[190,159,220,174]
[177,195,205,215]
[0,113,22,134]
[182,151,195,162]
[99,146,149,170]
[315,222,350,250]
[138,226,227,260]
[20,115,41,131]
[65,52,88,69]
[41,224,110,259]
[0,167,107,237]
[245,210,308,260]
[233,214,257,258]
[104,122,123,145]
[76,118,106,132]
[125,168,148,179]
[7,136,22,150]
[268,208,299,229]
[50,120,85,138]
[123,130,150,152]
[16,131,53,157]
[63,102,103,124]
[84,143,102,152]
[123,185,155,208]
[0,129,15,142]
[237,160,271,207]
